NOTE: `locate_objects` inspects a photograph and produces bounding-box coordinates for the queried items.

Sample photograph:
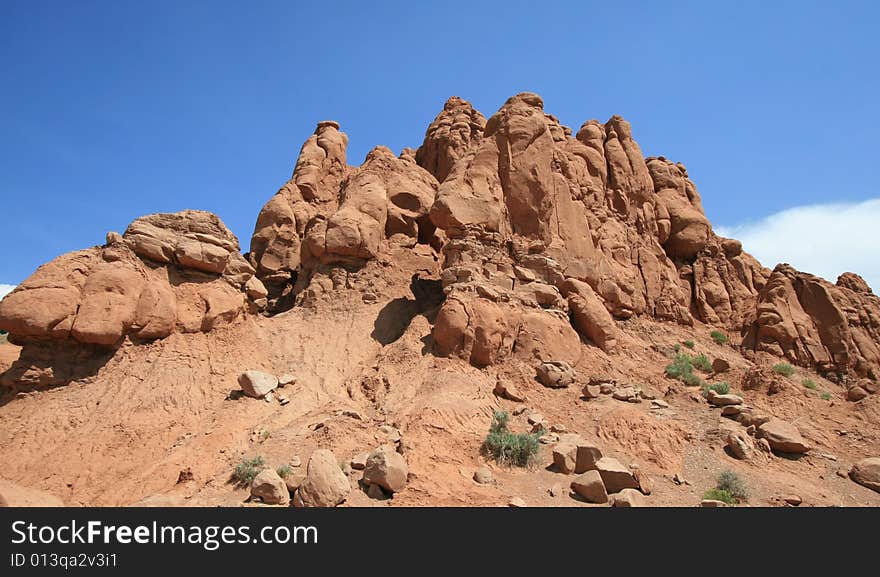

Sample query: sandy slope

[1,251,878,507]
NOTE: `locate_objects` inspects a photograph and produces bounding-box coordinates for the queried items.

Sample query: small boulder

[847,385,869,402]
[238,370,278,398]
[552,442,578,474]
[610,488,646,507]
[473,466,494,485]
[350,453,368,471]
[581,384,601,399]
[278,374,296,387]
[250,469,289,505]
[596,457,639,492]
[726,430,754,460]
[294,449,350,508]
[494,380,526,402]
[536,360,576,388]
[575,442,603,474]
[708,392,744,407]
[757,419,811,454]
[633,469,654,495]
[849,457,880,493]
[612,387,639,402]
[570,470,608,503]
[363,445,408,493]
[508,497,527,507]
[712,358,731,373]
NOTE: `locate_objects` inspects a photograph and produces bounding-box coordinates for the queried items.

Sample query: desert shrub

[673,343,681,352]
[693,354,712,372]
[482,411,541,467]
[802,378,817,390]
[702,382,730,396]
[665,352,694,379]
[666,353,706,387]
[683,340,695,349]
[710,330,729,345]
[232,456,266,486]
[276,464,292,478]
[773,363,795,377]
[716,470,749,500]
[820,392,832,401]
[702,488,735,505]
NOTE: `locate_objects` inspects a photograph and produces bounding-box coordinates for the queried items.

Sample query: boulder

[575,443,603,474]
[610,488,646,507]
[849,457,880,493]
[250,469,289,505]
[552,442,578,474]
[238,370,279,398]
[595,457,639,492]
[350,453,368,471]
[712,358,731,373]
[362,445,408,493]
[757,419,810,454]
[295,449,350,507]
[847,386,869,402]
[536,360,576,388]
[473,467,494,485]
[707,392,744,407]
[570,470,608,503]
[726,431,754,460]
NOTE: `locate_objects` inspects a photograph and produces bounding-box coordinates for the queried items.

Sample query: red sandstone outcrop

[1,91,878,389]
[744,265,880,380]
[0,210,260,387]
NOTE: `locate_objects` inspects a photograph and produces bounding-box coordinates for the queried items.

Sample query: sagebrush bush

[232,456,266,486]
[693,354,712,372]
[710,330,729,345]
[773,363,795,377]
[802,378,817,390]
[820,392,832,401]
[702,488,735,505]
[716,470,749,500]
[482,411,541,467]
[666,353,705,387]
[683,340,695,349]
[276,464,292,478]
[682,372,705,387]
[665,352,694,379]
[703,382,730,396]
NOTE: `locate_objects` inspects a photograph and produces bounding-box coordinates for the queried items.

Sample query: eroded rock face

[249,123,440,310]
[744,265,880,380]
[416,96,486,183]
[425,93,768,366]
[0,210,258,389]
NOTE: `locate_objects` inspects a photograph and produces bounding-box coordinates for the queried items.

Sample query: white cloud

[0,284,14,300]
[716,198,880,292]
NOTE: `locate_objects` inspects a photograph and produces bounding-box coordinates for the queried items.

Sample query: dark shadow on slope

[0,342,116,407]
[371,274,444,346]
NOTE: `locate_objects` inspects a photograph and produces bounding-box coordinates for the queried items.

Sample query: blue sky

[1,0,878,292]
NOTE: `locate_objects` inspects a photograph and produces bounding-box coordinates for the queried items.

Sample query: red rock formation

[743,265,880,380]
[0,210,260,387]
[2,91,877,388]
